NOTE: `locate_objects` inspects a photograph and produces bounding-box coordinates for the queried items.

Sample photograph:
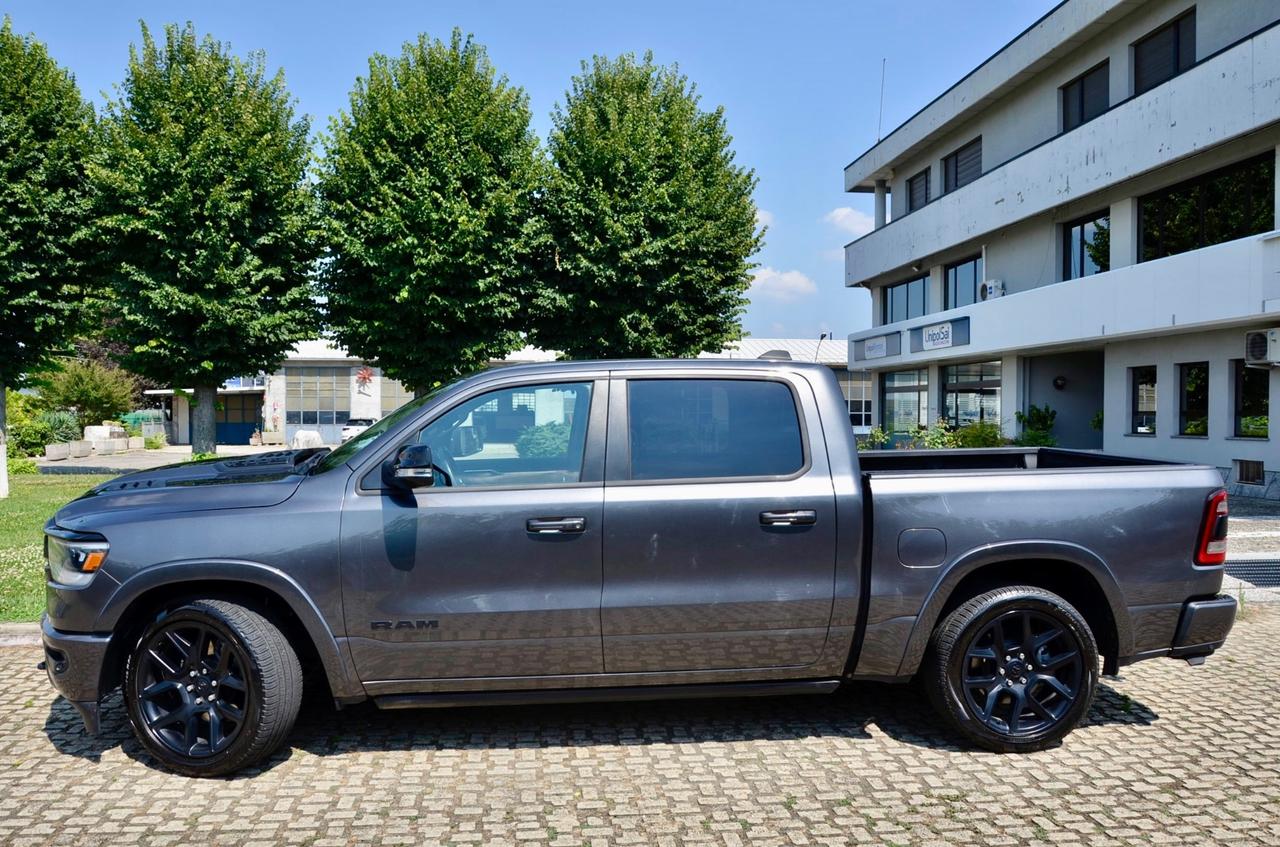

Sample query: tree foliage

[38,358,136,428]
[318,30,543,392]
[0,18,94,426]
[529,52,762,359]
[86,22,319,451]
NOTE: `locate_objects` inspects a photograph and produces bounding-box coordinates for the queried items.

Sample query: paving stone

[3,607,1279,845]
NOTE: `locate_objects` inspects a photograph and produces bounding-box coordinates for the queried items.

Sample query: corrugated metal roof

[698,337,850,367]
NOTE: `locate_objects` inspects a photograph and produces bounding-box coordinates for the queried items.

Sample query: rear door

[600,371,838,673]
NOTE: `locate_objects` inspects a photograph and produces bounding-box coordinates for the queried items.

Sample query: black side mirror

[383,444,434,490]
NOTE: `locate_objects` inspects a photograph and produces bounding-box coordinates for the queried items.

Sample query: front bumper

[1122,594,1237,667]
[40,614,112,734]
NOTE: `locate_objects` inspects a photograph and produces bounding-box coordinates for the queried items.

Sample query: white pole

[0,430,9,499]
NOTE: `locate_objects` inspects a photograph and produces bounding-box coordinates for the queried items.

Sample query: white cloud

[756,208,775,230]
[823,206,874,238]
[749,266,817,302]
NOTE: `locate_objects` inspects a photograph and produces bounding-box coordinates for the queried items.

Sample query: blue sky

[5,0,1056,341]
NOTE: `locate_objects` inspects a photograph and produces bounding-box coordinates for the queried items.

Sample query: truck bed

[858,446,1176,474]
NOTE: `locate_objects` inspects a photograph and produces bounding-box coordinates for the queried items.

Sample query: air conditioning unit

[979,279,1005,301]
[1244,328,1280,366]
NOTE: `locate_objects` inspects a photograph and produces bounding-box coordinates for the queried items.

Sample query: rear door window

[626,379,805,481]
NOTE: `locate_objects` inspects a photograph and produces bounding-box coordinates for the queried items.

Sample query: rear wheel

[923,585,1098,752]
[124,600,302,777]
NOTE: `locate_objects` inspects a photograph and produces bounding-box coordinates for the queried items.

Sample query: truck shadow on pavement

[43,680,1158,776]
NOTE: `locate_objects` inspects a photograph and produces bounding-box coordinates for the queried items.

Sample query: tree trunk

[0,379,7,435]
[0,429,9,500]
[191,384,218,456]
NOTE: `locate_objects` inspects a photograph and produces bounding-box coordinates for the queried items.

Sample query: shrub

[515,422,570,458]
[905,421,958,450]
[1090,410,1104,431]
[1014,428,1058,447]
[7,456,38,475]
[7,419,54,457]
[190,451,218,462]
[1015,404,1057,447]
[38,360,136,429]
[39,410,80,443]
[953,421,1006,448]
[144,433,167,449]
[857,426,891,450]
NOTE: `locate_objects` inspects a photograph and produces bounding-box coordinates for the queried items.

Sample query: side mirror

[383,444,434,490]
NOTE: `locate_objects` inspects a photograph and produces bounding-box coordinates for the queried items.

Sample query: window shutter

[907,169,929,212]
[946,138,982,192]
[1081,63,1109,122]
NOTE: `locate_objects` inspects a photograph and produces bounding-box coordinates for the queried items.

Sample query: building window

[881,369,929,435]
[943,137,982,193]
[941,361,1001,428]
[944,255,984,310]
[1140,153,1275,262]
[849,398,872,428]
[1063,212,1110,280]
[1235,459,1265,486]
[1061,61,1109,132]
[906,168,930,212]
[627,379,804,481]
[284,366,351,426]
[881,275,927,324]
[1130,366,1157,434]
[1178,362,1208,436]
[1234,359,1269,438]
[381,378,414,417]
[836,371,873,428]
[1134,10,1195,96]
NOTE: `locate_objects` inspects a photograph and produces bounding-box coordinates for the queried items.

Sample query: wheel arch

[96,561,363,703]
[896,541,1130,678]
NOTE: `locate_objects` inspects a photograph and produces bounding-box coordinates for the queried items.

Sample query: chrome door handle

[760,510,817,526]
[526,517,586,534]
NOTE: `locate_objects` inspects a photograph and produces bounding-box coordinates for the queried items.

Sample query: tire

[124,599,303,777]
[922,585,1098,753]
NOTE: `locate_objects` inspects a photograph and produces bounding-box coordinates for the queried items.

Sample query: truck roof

[482,357,836,379]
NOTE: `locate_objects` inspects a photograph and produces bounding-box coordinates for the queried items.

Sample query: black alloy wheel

[134,618,250,757]
[923,585,1099,752]
[124,600,302,777]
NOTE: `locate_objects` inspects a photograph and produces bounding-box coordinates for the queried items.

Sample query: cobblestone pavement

[2,608,1278,847]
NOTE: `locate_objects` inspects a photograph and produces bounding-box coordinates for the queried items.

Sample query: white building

[845,0,1280,499]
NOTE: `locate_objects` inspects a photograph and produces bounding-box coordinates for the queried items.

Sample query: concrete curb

[0,621,41,647]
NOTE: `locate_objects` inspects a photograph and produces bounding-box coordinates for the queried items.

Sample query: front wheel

[124,599,302,777]
[922,585,1098,752]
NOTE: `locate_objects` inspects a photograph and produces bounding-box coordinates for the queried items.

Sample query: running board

[373,679,842,710]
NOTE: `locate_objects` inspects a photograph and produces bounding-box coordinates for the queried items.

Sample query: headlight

[45,528,109,587]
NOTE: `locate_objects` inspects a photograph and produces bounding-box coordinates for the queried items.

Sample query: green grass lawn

[0,474,116,622]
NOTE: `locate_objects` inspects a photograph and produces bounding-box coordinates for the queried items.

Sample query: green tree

[318,30,542,393]
[530,52,762,359]
[0,18,94,432]
[38,358,136,429]
[86,23,318,453]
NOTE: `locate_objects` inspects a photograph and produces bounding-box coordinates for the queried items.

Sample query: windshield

[310,381,453,474]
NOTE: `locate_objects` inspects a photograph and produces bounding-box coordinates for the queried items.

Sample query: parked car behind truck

[40,360,1237,776]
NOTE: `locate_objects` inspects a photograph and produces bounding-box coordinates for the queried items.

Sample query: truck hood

[53,449,322,529]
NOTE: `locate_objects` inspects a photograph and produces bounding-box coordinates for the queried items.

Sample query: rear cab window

[625,378,805,481]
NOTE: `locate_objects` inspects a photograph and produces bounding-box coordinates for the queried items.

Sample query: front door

[601,374,837,674]
[340,378,607,684]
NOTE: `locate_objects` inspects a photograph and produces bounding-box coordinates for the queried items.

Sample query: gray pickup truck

[40,359,1237,776]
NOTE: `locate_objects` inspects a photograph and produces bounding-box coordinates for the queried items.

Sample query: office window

[1234,359,1269,438]
[1061,61,1109,132]
[1178,362,1209,436]
[1131,366,1157,434]
[284,366,351,426]
[1140,153,1275,262]
[627,379,804,481]
[943,137,982,193]
[881,369,929,435]
[1063,212,1110,280]
[944,255,984,309]
[849,399,872,428]
[381,378,414,417]
[881,275,927,324]
[1134,10,1196,95]
[941,361,1001,428]
[907,168,931,212]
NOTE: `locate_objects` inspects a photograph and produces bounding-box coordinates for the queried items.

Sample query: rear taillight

[1195,489,1229,566]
